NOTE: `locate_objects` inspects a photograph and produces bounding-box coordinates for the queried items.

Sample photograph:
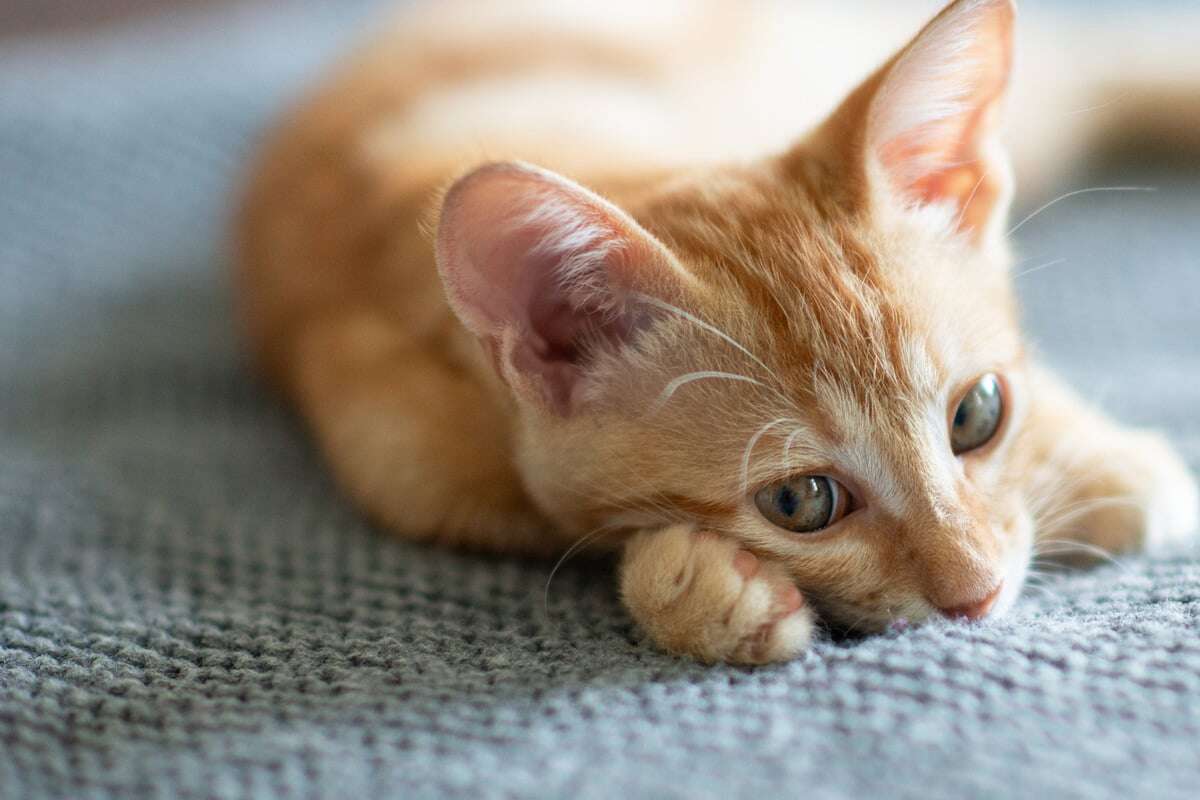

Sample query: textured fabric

[2,4,1199,799]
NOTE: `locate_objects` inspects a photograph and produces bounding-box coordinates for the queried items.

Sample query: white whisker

[1033,538,1132,574]
[634,293,773,377]
[1020,582,1064,604]
[741,417,795,494]
[1066,91,1130,116]
[841,607,879,637]
[651,370,766,412]
[543,524,623,620]
[1008,186,1156,235]
[1034,495,1143,539]
[781,427,806,471]
[1014,257,1068,280]
[953,168,989,232]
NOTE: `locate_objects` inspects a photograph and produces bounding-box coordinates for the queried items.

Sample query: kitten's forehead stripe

[639,170,932,416]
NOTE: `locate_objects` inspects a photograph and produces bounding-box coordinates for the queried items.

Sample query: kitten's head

[437,0,1031,630]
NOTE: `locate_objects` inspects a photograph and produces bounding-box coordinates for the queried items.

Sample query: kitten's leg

[1023,364,1198,557]
[620,524,816,664]
[290,312,559,557]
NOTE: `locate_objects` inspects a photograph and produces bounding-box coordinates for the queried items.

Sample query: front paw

[1053,430,1198,555]
[619,524,815,664]
[1136,432,1200,551]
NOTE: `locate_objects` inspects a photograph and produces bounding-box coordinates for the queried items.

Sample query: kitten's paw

[1056,430,1198,555]
[1135,433,1199,551]
[619,525,815,665]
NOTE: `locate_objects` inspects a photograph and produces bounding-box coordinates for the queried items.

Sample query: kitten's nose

[938,581,1003,621]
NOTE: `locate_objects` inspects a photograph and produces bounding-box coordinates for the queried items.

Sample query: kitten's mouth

[815,528,1033,638]
[823,566,1027,637]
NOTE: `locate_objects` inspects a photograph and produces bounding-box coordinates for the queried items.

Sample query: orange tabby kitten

[237,0,1199,664]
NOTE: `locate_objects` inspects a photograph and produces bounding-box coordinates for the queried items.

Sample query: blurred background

[0,0,380,41]
[0,0,1194,30]
[3,0,1198,36]
[0,0,228,36]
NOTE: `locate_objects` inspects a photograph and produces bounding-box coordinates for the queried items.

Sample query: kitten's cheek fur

[991,511,1036,619]
[619,525,816,665]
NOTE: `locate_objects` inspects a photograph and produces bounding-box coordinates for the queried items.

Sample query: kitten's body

[238,0,1199,663]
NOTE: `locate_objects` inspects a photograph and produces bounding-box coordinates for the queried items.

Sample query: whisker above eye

[781,426,807,471]
[632,292,773,377]
[953,168,990,232]
[1065,90,1131,116]
[1014,257,1068,280]
[1007,185,1156,235]
[741,417,798,495]
[650,370,766,412]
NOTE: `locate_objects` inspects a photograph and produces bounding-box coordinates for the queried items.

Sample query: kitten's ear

[436,161,686,415]
[820,0,1015,244]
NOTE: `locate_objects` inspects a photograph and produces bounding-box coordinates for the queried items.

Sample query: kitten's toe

[620,525,815,665]
[729,578,815,664]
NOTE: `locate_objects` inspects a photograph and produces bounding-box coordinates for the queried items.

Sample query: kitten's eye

[754,476,849,533]
[951,373,1004,454]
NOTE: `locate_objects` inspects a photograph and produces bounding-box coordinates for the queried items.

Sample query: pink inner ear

[436,161,673,414]
[868,0,1014,238]
[511,235,649,394]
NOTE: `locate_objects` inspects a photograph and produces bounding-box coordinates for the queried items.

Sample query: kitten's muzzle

[936,581,1003,621]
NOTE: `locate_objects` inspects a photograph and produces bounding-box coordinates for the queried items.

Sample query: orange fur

[236,0,1199,664]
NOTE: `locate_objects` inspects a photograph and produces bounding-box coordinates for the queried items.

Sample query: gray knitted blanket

[2,4,1199,799]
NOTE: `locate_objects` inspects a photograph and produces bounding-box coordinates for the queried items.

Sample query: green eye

[754,476,848,533]
[951,374,1004,454]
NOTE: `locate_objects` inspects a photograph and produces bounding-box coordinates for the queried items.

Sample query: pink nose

[938,582,1003,621]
